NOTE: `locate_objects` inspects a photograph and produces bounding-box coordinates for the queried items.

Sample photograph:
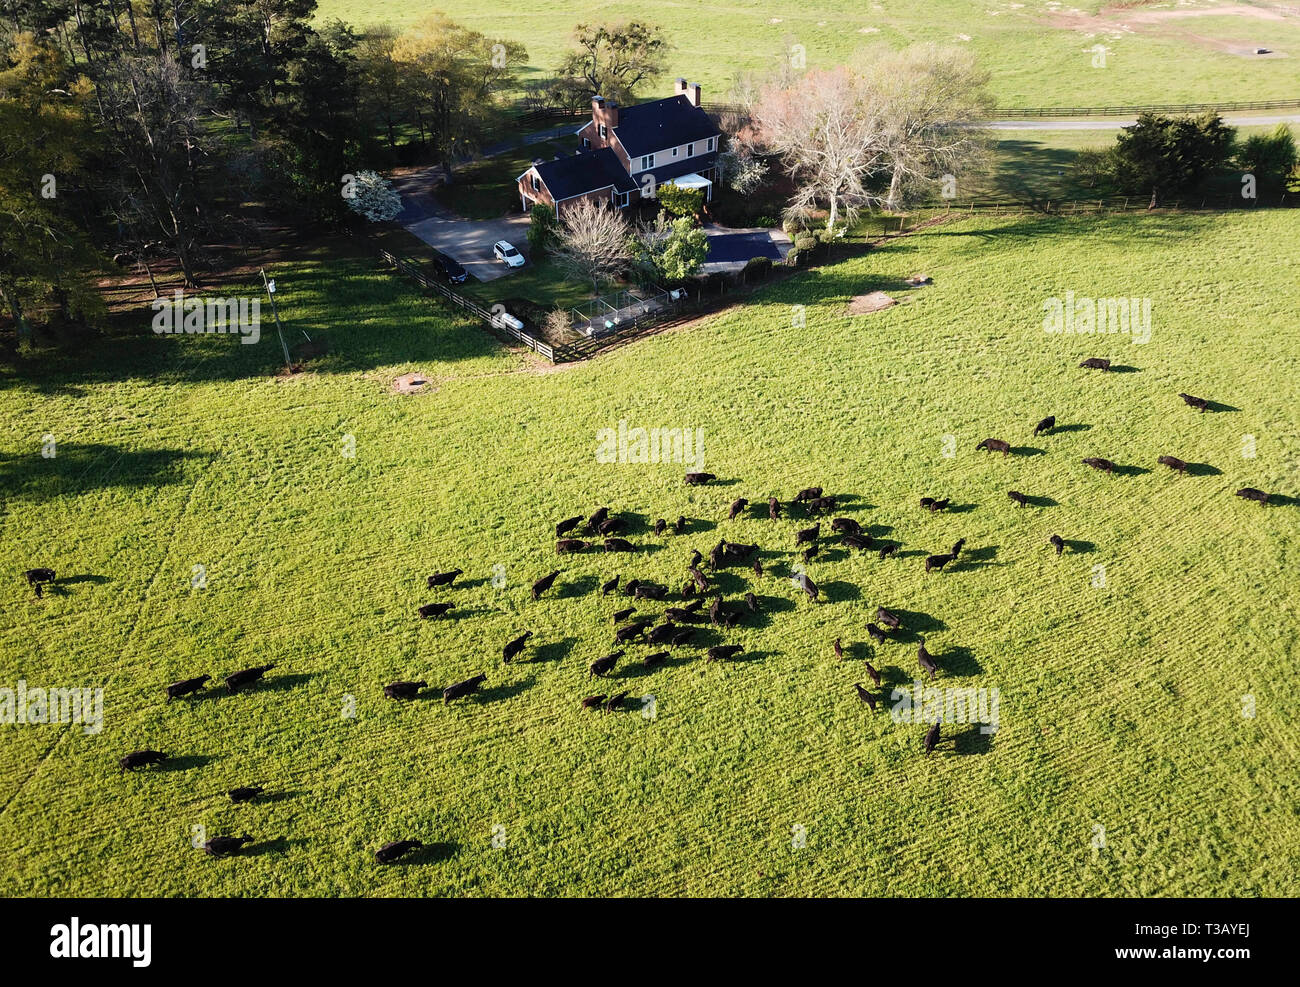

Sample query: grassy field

[2,209,1297,896]
[315,0,1300,107]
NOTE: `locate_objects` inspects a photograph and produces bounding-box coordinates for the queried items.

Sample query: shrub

[742,256,773,280]
[794,235,817,253]
[656,183,705,218]
[527,203,560,256]
[755,214,778,229]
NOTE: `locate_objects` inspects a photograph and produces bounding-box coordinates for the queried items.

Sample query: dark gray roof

[614,95,720,158]
[529,148,638,201]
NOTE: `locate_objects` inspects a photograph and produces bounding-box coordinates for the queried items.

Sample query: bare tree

[862,45,995,210]
[553,198,632,293]
[752,66,887,233]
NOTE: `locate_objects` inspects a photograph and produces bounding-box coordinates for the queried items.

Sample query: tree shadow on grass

[0,444,204,500]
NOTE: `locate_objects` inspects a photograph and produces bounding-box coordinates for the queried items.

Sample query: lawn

[316,0,1300,108]
[1,209,1297,896]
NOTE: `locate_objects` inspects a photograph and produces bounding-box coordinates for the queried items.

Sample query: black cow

[647,622,678,644]
[674,516,688,534]
[863,659,882,687]
[654,519,668,536]
[604,538,636,553]
[1007,490,1028,507]
[795,523,820,547]
[384,680,427,700]
[203,835,253,857]
[1082,457,1115,473]
[877,544,898,560]
[1033,416,1056,436]
[426,569,462,589]
[669,628,697,647]
[586,507,610,533]
[589,651,622,677]
[917,638,938,679]
[1079,357,1111,371]
[706,645,743,662]
[843,534,873,552]
[228,786,263,804]
[622,578,641,598]
[1157,455,1188,474]
[503,631,532,663]
[612,607,637,624]
[226,664,276,693]
[854,684,878,711]
[375,840,424,864]
[23,568,55,587]
[581,694,606,710]
[603,692,629,713]
[634,583,668,600]
[418,602,453,619]
[601,575,620,596]
[753,558,764,578]
[729,498,748,520]
[555,515,583,537]
[976,438,1011,457]
[745,592,759,614]
[687,567,710,593]
[924,721,941,754]
[531,570,560,600]
[925,553,955,574]
[1178,392,1209,412]
[597,518,626,535]
[831,517,861,535]
[951,538,966,558]
[556,539,587,554]
[1236,487,1269,506]
[924,498,950,513]
[443,674,486,703]
[802,545,819,563]
[166,675,210,702]
[643,652,669,668]
[794,486,823,502]
[1049,534,1065,556]
[794,572,819,602]
[807,496,837,516]
[833,637,843,660]
[615,621,652,643]
[120,750,167,773]
[866,622,888,644]
[876,606,902,629]
[769,497,781,521]
[685,472,716,485]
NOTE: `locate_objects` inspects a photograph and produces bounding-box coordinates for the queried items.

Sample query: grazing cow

[643,652,669,668]
[951,538,966,558]
[375,840,424,864]
[729,498,748,520]
[687,567,710,594]
[745,592,759,614]
[831,517,861,535]
[622,578,641,598]
[753,558,764,578]
[1178,392,1209,412]
[531,570,560,600]
[226,664,276,693]
[228,786,263,804]
[976,438,1011,457]
[203,835,253,857]
[665,600,703,621]
[685,472,716,486]
[442,674,486,703]
[925,498,950,513]
[769,497,781,521]
[807,496,837,516]
[925,553,955,574]
[919,497,935,510]
[917,638,938,679]
[647,622,678,644]
[166,675,210,702]
[674,516,688,535]
[853,683,878,711]
[634,583,668,600]
[1079,358,1111,371]
[581,694,606,710]
[876,607,902,629]
[613,607,637,624]
[589,651,622,677]
[669,628,697,647]
[1033,416,1056,437]
[843,534,873,552]
[924,721,941,754]
[601,575,620,596]
[708,541,726,571]
[1236,487,1269,506]
[803,545,819,563]
[556,539,587,554]
[32,582,42,599]
[708,595,725,626]
[863,660,882,687]
[598,518,628,536]
[1157,455,1189,474]
[23,568,55,588]
[586,507,610,531]
[688,549,703,568]
[426,569,462,589]
[706,645,744,662]
[503,631,533,664]
[794,486,823,502]
[384,680,427,700]
[1007,490,1028,508]
[555,515,583,537]
[833,637,844,660]
[866,623,887,645]
[877,544,898,560]
[795,523,820,547]
[1082,457,1115,473]
[120,750,167,773]
[418,602,453,619]
[604,538,636,553]
[603,691,629,713]
[615,621,652,643]
[794,572,819,602]
[654,519,667,536]
[724,542,759,562]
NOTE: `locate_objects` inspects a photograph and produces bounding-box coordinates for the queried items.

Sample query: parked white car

[493,240,525,267]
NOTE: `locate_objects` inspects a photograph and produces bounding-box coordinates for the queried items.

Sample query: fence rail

[376,249,557,362]
[990,97,1300,118]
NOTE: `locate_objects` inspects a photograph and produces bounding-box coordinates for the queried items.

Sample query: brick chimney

[686,82,702,107]
[675,77,688,96]
[591,95,618,145]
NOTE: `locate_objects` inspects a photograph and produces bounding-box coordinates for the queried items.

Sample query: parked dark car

[436,254,468,284]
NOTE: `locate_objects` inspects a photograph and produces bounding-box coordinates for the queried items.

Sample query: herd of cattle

[18,362,1280,865]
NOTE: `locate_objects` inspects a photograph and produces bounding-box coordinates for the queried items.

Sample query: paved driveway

[390,168,530,283]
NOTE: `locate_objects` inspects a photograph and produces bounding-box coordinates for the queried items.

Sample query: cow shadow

[53,574,110,587]
[952,726,995,756]
[1267,494,1299,507]
[474,676,535,703]
[1064,539,1095,554]
[1184,462,1222,477]
[945,503,978,514]
[890,609,947,637]
[1022,495,1058,508]
[260,789,304,804]
[845,641,876,663]
[557,575,598,598]
[1202,400,1238,413]
[878,664,913,687]
[1010,446,1046,457]
[1108,364,1141,373]
[449,607,496,620]
[241,837,303,858]
[895,549,926,560]
[530,636,578,664]
[819,580,861,603]
[864,523,894,537]
[392,841,459,865]
[1049,423,1091,433]
[455,577,493,590]
[725,648,772,664]
[257,673,315,694]
[1111,464,1152,477]
[156,754,216,772]
[950,546,998,572]
[936,645,982,676]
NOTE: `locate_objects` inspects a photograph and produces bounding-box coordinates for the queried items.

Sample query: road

[987,113,1300,130]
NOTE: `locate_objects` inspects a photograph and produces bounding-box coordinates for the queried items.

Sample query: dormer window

[686,143,693,157]
[599,123,607,139]
[707,137,716,152]
[640,154,655,171]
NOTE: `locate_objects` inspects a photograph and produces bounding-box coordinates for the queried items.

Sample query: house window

[686,143,693,157]
[531,174,540,192]
[707,137,716,152]
[640,154,655,171]
[672,148,678,157]
[599,123,607,139]
[581,137,591,149]
[616,191,630,208]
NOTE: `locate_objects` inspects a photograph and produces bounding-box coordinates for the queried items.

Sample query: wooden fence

[376,249,558,362]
